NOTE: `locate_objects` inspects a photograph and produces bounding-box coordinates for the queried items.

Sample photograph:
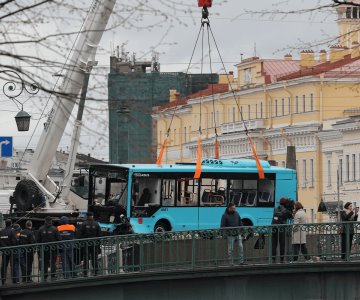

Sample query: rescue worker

[19,220,36,283]
[37,216,60,281]
[79,212,101,276]
[57,216,76,279]
[0,219,17,285]
[12,224,21,284]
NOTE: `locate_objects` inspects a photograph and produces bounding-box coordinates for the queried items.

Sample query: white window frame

[309,159,314,187]
[302,159,307,188]
[244,68,252,84]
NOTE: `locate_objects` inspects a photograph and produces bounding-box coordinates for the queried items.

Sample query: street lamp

[14,110,31,131]
[0,70,39,131]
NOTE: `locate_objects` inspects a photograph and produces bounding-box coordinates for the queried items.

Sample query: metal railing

[1,222,359,285]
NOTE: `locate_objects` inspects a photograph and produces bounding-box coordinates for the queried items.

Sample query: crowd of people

[0,212,101,285]
[220,198,359,264]
[0,199,358,284]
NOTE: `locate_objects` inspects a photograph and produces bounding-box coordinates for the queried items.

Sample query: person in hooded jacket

[220,202,244,264]
[0,219,17,285]
[37,216,60,281]
[57,216,76,279]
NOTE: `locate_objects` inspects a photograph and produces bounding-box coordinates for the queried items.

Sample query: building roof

[158,84,229,110]
[262,59,301,83]
[277,54,360,81]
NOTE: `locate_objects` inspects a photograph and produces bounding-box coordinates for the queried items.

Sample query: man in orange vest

[57,216,76,279]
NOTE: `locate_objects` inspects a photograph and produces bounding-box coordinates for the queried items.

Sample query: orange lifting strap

[156,137,167,165]
[194,135,202,179]
[248,135,265,179]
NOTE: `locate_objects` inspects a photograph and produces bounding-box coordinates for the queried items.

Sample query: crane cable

[156,8,206,166]
[157,3,264,180]
[206,24,265,179]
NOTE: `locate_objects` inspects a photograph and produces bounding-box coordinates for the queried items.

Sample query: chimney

[300,50,315,68]
[169,89,180,102]
[329,44,349,62]
[319,50,327,62]
[284,54,292,61]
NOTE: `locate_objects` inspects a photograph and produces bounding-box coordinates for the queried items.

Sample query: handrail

[0,222,358,285]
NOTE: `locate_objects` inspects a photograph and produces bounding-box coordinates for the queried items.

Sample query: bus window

[161,179,175,206]
[177,178,198,206]
[133,178,161,207]
[229,179,258,207]
[258,179,275,207]
[200,178,227,206]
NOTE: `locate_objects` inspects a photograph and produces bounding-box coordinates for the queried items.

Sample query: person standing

[292,202,312,262]
[220,202,244,264]
[12,224,22,284]
[37,216,60,281]
[57,216,76,279]
[79,212,102,276]
[271,198,294,263]
[19,220,36,283]
[340,202,358,260]
[0,219,17,285]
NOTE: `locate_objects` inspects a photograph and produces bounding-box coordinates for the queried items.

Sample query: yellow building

[153,1,360,222]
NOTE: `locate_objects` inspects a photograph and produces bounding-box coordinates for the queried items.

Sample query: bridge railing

[1,221,359,285]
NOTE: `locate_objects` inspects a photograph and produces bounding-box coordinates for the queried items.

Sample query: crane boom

[28,0,116,182]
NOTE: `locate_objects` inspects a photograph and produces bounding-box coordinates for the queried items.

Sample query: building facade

[153,2,360,222]
[108,51,218,164]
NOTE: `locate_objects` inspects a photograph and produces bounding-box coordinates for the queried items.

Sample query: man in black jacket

[271,198,294,263]
[340,202,358,260]
[79,212,101,276]
[0,219,17,285]
[19,220,36,283]
[37,216,60,281]
[221,203,244,264]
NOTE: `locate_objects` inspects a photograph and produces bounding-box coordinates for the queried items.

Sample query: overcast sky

[0,0,338,161]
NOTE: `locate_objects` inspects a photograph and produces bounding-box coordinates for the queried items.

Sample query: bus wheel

[154,221,170,233]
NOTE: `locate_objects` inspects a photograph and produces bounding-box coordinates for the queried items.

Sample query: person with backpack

[271,197,294,263]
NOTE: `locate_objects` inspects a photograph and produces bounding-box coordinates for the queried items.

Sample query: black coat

[0,226,17,248]
[79,220,101,238]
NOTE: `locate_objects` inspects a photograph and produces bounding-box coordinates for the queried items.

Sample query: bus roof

[91,159,295,175]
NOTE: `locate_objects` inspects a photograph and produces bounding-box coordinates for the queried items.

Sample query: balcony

[222,119,265,134]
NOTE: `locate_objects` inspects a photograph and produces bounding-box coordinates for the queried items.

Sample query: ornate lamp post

[0,70,39,131]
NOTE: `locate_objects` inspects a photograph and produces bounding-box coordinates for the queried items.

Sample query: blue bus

[87,159,296,234]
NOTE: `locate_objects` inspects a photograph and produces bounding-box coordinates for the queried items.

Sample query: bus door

[168,178,199,231]
[198,178,227,230]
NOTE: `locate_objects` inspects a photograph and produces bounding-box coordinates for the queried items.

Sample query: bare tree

[0,0,202,159]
